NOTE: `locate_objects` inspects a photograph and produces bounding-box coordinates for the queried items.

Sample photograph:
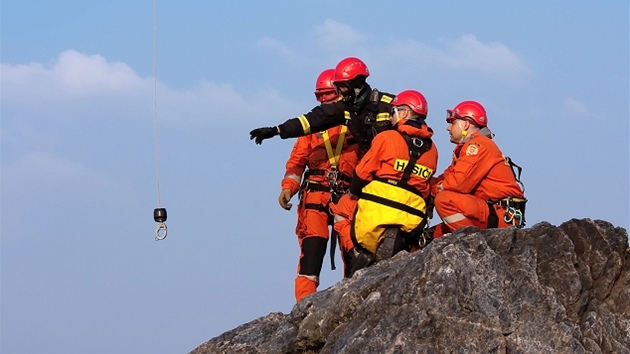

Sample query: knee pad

[299,237,328,276]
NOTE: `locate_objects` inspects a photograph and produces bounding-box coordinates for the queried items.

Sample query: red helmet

[391,90,428,116]
[314,69,338,103]
[333,57,370,83]
[315,69,336,92]
[446,100,488,127]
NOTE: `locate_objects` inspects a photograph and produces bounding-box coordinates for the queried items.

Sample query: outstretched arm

[249,102,345,144]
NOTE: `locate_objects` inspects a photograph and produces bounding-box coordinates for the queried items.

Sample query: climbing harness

[152,0,168,240]
[322,126,348,195]
[297,126,354,270]
[484,155,528,229]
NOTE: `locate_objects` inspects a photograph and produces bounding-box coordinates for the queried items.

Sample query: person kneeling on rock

[331,90,438,276]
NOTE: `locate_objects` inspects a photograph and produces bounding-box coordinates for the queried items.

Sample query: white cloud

[1,50,292,125]
[320,21,530,82]
[384,34,531,80]
[257,37,306,67]
[441,34,531,77]
[53,50,144,92]
[315,19,368,48]
[253,21,530,85]
[2,50,146,100]
[563,97,590,117]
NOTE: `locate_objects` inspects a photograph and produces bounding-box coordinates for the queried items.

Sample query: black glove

[249,127,278,145]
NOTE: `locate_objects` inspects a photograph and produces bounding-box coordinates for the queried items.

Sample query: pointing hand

[249,127,278,145]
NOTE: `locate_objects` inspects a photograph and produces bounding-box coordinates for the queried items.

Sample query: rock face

[190,219,630,354]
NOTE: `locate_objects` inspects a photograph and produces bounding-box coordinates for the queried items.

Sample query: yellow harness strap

[322,126,347,168]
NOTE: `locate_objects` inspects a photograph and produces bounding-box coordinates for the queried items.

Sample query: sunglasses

[315,91,338,102]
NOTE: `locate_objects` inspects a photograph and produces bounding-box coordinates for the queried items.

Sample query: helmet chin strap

[458,120,469,143]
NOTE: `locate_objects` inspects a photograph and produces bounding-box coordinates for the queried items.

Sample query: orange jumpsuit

[332,120,438,257]
[282,125,360,302]
[431,131,525,237]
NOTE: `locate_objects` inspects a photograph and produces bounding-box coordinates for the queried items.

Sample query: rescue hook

[154,207,168,241]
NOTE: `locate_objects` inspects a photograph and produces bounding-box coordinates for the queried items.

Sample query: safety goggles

[446,110,468,123]
[315,90,338,103]
[390,106,411,116]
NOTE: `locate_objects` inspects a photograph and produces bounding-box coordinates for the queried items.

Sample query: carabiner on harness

[326,168,340,193]
[504,207,524,227]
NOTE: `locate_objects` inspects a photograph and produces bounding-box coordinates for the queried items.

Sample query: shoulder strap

[504,155,525,192]
[399,132,432,185]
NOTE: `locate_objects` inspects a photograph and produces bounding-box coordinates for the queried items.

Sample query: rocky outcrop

[190,219,629,354]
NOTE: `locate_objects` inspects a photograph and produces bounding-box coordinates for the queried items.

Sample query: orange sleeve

[353,133,387,182]
[281,136,311,195]
[441,139,501,194]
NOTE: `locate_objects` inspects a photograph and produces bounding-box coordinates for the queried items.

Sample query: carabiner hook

[504,207,516,224]
[154,207,168,241]
[155,222,168,241]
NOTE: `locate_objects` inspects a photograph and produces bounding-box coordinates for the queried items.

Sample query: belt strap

[302,182,330,193]
[305,169,352,183]
[487,201,499,228]
[304,203,328,212]
[361,192,426,218]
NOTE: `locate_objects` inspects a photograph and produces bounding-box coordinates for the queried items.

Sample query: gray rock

[190,218,629,354]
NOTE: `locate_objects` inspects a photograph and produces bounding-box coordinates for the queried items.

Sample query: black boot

[419,226,435,248]
[347,247,375,277]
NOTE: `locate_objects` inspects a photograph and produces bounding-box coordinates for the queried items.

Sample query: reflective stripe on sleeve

[297,115,311,134]
[284,173,301,184]
[376,112,390,122]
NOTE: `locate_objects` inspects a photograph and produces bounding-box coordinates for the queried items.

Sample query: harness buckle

[326,168,339,191]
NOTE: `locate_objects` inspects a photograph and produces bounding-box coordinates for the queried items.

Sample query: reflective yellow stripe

[376,112,390,122]
[380,95,393,103]
[297,115,311,134]
[344,111,351,122]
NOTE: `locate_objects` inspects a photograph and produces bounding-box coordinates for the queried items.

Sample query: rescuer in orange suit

[331,90,438,276]
[279,69,361,302]
[429,100,527,239]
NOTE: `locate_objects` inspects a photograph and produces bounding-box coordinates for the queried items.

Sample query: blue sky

[2,1,628,353]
